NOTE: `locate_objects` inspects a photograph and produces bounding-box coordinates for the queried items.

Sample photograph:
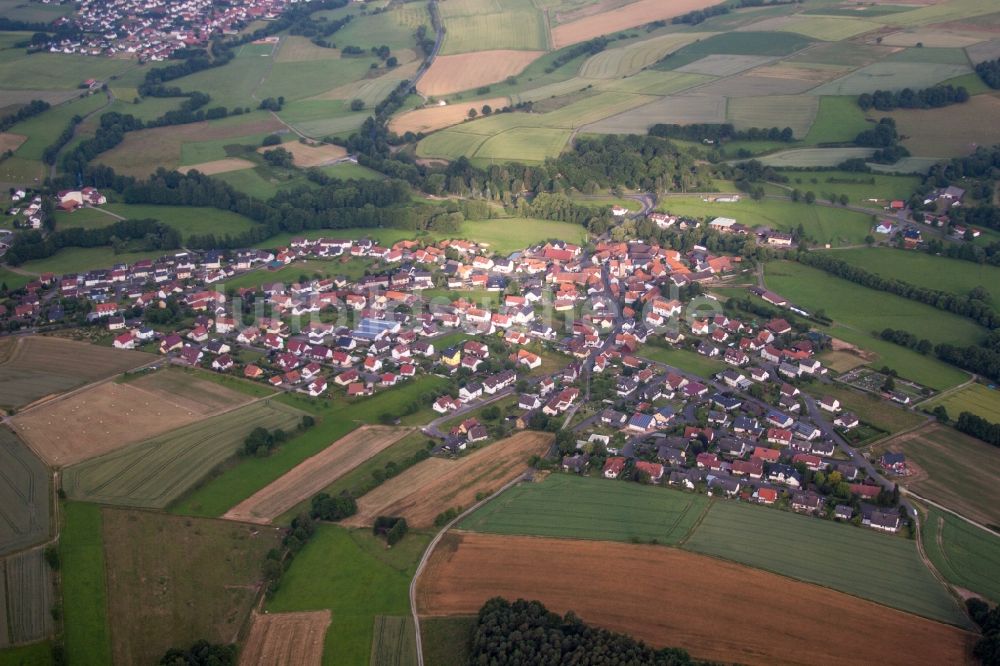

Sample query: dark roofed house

[879,452,907,475]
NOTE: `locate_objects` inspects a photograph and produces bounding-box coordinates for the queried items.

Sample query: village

[0,198,920,538]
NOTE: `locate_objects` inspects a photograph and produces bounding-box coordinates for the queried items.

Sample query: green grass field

[639,345,726,378]
[62,401,306,509]
[222,257,373,292]
[18,246,166,275]
[99,204,257,241]
[9,93,107,161]
[0,642,52,666]
[765,260,985,348]
[922,507,1000,603]
[171,375,449,518]
[267,526,430,666]
[659,197,874,246]
[370,616,417,666]
[438,0,546,55]
[727,95,819,139]
[330,3,430,51]
[812,383,926,435]
[0,52,138,91]
[657,31,814,71]
[59,502,112,666]
[803,96,871,145]
[682,500,970,627]
[927,383,1000,423]
[776,171,919,207]
[460,475,710,544]
[579,33,709,79]
[421,617,475,666]
[774,16,883,41]
[835,248,1000,302]
[456,218,586,253]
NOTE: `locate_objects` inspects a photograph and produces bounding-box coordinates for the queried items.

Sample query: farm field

[418,50,545,97]
[682,500,970,626]
[0,642,52,666]
[416,532,975,665]
[256,141,346,168]
[0,428,50,557]
[764,260,986,348]
[456,218,586,253]
[420,616,475,666]
[811,61,971,96]
[267,526,431,666]
[459,474,708,544]
[100,204,258,241]
[775,171,920,207]
[178,157,255,176]
[389,98,511,136]
[102,508,282,666]
[580,33,711,79]
[62,400,305,509]
[59,503,111,666]
[551,0,727,49]
[639,345,726,378]
[369,616,416,666]
[927,383,1000,423]
[11,367,252,466]
[6,93,107,162]
[752,147,874,168]
[17,246,167,275]
[0,336,154,411]
[322,2,430,51]
[922,507,1000,603]
[802,94,870,144]
[583,94,727,134]
[222,426,414,524]
[834,248,1000,304]
[875,94,1000,157]
[343,431,553,529]
[812,382,926,435]
[240,611,331,666]
[659,197,873,246]
[171,375,450,517]
[880,423,1000,528]
[727,95,818,138]
[1,548,54,647]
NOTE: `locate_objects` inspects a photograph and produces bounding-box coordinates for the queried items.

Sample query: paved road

[411,0,444,96]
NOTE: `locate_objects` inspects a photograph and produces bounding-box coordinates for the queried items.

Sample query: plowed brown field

[343,431,551,528]
[551,0,722,48]
[240,611,330,666]
[223,426,414,524]
[417,533,976,666]
[417,51,544,96]
[389,97,510,135]
[256,141,347,167]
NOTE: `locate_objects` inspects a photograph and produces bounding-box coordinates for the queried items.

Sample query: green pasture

[266,526,430,666]
[805,95,883,145]
[883,0,999,27]
[212,166,313,200]
[171,375,449,518]
[18,246,166,275]
[10,93,107,161]
[100,204,257,241]
[834,248,1000,303]
[682,500,971,627]
[0,52,138,91]
[164,49,275,110]
[764,260,986,348]
[886,47,971,65]
[639,345,726,378]
[460,474,709,544]
[0,267,32,291]
[0,0,73,22]
[922,507,1000,602]
[59,502,112,666]
[656,31,815,70]
[221,257,372,292]
[0,642,52,666]
[727,95,818,139]
[753,147,876,168]
[776,171,919,205]
[456,218,586,253]
[927,383,1000,423]
[810,383,926,435]
[280,100,368,138]
[260,57,379,103]
[473,127,572,163]
[439,0,546,56]
[333,3,430,51]
[658,197,874,246]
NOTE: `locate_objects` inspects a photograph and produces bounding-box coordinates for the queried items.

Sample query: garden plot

[675,54,775,77]
[583,94,726,134]
[811,61,971,95]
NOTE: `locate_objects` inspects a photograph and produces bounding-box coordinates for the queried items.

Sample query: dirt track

[417,533,976,666]
[343,431,551,529]
[240,610,330,666]
[223,426,414,524]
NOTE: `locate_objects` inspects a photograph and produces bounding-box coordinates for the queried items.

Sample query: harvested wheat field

[224,426,414,524]
[418,533,976,666]
[257,141,347,167]
[179,158,255,175]
[240,611,330,666]
[11,369,251,466]
[344,431,551,529]
[389,97,510,135]
[417,51,544,97]
[0,133,27,153]
[551,0,721,48]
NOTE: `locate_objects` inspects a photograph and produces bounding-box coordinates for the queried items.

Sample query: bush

[310,492,357,520]
[262,134,282,146]
[350,98,365,112]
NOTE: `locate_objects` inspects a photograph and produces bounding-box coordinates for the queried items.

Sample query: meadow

[438,0,547,55]
[267,526,430,666]
[682,500,970,627]
[62,401,306,509]
[102,509,281,665]
[926,383,1000,423]
[100,204,257,241]
[458,474,709,544]
[764,261,986,349]
[922,507,1000,603]
[638,344,726,378]
[170,375,449,518]
[883,424,1000,528]
[59,502,112,666]
[811,61,971,96]
[659,197,874,246]
[877,94,1000,158]
[810,383,925,435]
[0,428,50,557]
[657,31,814,70]
[420,617,475,666]
[834,248,1000,303]
[18,246,170,275]
[802,95,873,145]
[726,95,818,139]
[776,171,920,206]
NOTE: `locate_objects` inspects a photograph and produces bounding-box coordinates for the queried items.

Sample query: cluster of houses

[645,212,794,247]
[5,189,47,230]
[45,0,291,61]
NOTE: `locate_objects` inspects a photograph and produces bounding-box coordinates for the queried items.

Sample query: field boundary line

[903,488,1000,538]
[409,471,531,666]
[911,374,978,409]
[911,507,972,621]
[676,497,713,547]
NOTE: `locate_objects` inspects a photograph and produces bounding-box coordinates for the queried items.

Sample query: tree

[882,375,896,392]
[467,108,477,119]
[350,98,365,112]
[261,134,281,146]
[804,191,816,204]
[481,104,492,115]
[838,193,849,206]
[262,147,293,168]
[865,234,875,247]
[932,405,950,423]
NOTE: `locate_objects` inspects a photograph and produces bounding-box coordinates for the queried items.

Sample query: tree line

[42,114,83,165]
[880,328,1000,384]
[954,411,1000,449]
[650,122,795,143]
[5,218,181,266]
[797,250,1000,329]
[857,85,969,112]
[470,597,702,665]
[968,598,1000,665]
[0,99,49,132]
[975,57,1000,89]
[854,118,909,164]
